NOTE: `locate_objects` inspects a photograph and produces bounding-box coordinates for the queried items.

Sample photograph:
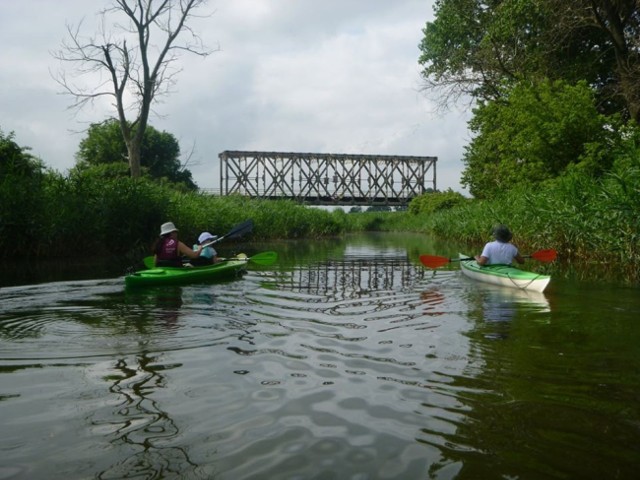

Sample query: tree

[418,0,640,122]
[53,0,213,178]
[418,0,556,108]
[545,0,640,122]
[461,80,615,198]
[0,128,43,177]
[366,205,392,212]
[408,189,466,214]
[75,119,197,189]
[0,129,46,250]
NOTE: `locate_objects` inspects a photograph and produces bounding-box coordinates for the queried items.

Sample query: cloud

[0,0,470,194]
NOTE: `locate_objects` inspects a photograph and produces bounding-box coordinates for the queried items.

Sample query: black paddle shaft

[202,219,254,247]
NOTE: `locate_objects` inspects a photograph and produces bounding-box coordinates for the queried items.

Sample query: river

[1,233,639,479]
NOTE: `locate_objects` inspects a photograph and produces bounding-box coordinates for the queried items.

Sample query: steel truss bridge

[218,151,437,206]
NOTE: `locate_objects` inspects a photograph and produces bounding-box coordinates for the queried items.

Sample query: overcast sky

[0,0,471,194]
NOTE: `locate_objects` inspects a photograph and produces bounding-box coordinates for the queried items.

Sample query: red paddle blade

[530,249,557,262]
[419,254,450,269]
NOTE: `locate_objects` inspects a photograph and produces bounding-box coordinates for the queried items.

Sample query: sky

[0,0,472,194]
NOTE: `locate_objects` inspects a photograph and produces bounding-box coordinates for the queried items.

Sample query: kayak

[125,258,247,288]
[459,253,551,293]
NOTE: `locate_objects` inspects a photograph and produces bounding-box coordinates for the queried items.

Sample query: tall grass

[403,166,640,281]
[3,156,639,285]
[0,170,350,260]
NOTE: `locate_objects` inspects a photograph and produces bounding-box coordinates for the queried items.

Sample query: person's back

[475,225,524,266]
[154,221,203,267]
[156,234,182,267]
[480,240,519,265]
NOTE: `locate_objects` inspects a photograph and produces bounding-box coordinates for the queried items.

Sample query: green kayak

[459,253,551,292]
[125,258,247,288]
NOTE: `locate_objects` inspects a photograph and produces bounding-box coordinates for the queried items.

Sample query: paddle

[419,249,557,269]
[201,219,254,248]
[222,251,278,266]
[143,251,277,269]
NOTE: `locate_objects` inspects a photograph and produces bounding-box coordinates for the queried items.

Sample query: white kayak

[459,253,551,293]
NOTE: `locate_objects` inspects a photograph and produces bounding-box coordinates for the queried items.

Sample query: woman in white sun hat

[191,231,220,266]
[154,221,203,267]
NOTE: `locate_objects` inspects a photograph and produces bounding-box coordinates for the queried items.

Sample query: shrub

[408,189,467,215]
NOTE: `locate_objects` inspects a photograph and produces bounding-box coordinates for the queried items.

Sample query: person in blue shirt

[191,231,220,266]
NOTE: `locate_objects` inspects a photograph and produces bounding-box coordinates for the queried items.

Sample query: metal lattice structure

[219,151,437,206]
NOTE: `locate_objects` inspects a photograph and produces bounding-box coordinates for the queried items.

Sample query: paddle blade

[143,256,155,269]
[250,251,278,266]
[202,219,254,247]
[226,219,254,240]
[419,254,450,269]
[530,249,557,262]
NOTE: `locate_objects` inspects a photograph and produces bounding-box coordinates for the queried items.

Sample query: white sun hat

[198,232,217,244]
[160,222,178,236]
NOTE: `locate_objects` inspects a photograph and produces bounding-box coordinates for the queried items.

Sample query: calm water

[1,233,639,479]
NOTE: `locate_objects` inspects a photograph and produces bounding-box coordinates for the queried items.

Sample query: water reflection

[273,254,429,298]
[124,286,184,329]
[2,234,640,479]
[463,283,551,340]
[93,352,199,479]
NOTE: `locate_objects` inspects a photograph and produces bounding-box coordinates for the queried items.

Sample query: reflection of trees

[124,286,184,330]
[95,352,200,479]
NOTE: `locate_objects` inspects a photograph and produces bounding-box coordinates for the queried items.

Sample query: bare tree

[52,0,213,178]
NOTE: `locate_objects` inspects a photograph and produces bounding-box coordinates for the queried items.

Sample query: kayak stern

[459,253,550,292]
[125,259,247,288]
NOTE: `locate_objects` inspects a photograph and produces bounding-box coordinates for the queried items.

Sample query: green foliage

[1,151,351,259]
[462,80,614,198]
[416,157,640,281]
[419,0,486,90]
[242,200,342,238]
[419,0,555,102]
[420,0,628,116]
[408,189,467,214]
[0,128,43,177]
[75,119,197,190]
[39,169,170,256]
[0,129,48,253]
[366,205,392,212]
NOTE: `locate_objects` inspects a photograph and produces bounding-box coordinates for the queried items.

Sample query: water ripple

[10,246,638,479]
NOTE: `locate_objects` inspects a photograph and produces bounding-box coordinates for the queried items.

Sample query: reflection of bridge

[275,256,431,298]
[217,151,437,206]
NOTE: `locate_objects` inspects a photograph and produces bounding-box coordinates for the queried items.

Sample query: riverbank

[3,165,639,284]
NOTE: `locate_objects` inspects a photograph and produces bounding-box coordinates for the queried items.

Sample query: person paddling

[475,224,525,266]
[154,222,203,267]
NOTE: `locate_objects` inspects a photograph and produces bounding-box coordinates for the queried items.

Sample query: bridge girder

[219,151,437,206]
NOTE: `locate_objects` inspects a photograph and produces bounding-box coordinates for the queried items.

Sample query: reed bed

[399,168,640,282]
[2,158,639,285]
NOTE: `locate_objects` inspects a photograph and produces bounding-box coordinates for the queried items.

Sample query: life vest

[156,237,181,266]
